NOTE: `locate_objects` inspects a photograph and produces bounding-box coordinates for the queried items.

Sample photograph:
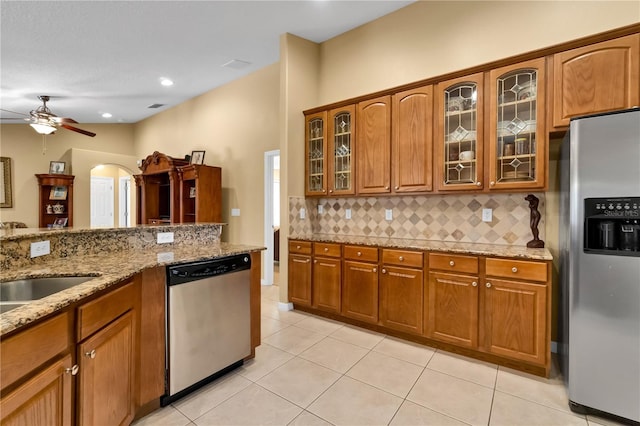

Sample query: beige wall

[0,123,136,227]
[133,63,280,247]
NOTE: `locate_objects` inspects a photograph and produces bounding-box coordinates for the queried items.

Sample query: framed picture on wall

[0,157,12,208]
[49,186,68,200]
[49,161,66,174]
[190,151,205,165]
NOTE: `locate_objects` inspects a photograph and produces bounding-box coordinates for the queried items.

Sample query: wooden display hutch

[134,151,222,225]
[36,174,74,228]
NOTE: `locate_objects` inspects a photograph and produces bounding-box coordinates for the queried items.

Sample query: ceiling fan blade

[51,116,79,124]
[60,123,96,137]
[0,108,30,117]
[0,117,29,121]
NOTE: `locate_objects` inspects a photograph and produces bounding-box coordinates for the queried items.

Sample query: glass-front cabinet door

[435,73,484,191]
[305,112,328,196]
[328,105,356,196]
[488,58,546,190]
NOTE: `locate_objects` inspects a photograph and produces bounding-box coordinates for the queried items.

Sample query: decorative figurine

[525,194,545,248]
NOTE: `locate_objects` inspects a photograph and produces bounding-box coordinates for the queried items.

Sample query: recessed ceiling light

[102,112,112,118]
[160,78,174,87]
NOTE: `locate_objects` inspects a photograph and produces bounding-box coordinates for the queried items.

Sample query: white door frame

[263,150,280,286]
[119,176,131,227]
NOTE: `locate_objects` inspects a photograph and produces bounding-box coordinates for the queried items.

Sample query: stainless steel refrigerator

[559,108,640,423]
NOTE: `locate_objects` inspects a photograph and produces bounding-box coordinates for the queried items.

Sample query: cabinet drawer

[314,242,341,258]
[485,258,548,283]
[1,312,71,391]
[289,240,312,255]
[429,253,478,274]
[382,249,423,268]
[77,281,135,341]
[343,245,378,262]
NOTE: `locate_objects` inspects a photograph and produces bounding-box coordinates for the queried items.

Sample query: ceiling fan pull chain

[42,135,47,155]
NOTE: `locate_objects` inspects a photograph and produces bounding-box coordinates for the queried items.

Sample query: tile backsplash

[289,193,545,246]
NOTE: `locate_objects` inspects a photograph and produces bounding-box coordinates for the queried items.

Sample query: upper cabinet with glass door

[488,58,547,191]
[305,112,328,196]
[328,105,356,196]
[436,73,484,192]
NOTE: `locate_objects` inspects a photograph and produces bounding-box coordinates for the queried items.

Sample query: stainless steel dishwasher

[161,254,251,406]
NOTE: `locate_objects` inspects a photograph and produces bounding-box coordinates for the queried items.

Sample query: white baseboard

[278,302,293,311]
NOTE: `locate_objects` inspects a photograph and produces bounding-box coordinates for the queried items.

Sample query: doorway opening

[90,164,135,228]
[264,150,280,286]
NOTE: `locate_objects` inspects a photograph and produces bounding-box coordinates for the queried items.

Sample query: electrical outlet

[385,209,393,221]
[157,252,175,262]
[231,208,241,217]
[157,232,174,244]
[30,240,50,258]
[318,205,324,214]
[300,208,306,219]
[482,208,493,222]
[345,209,352,219]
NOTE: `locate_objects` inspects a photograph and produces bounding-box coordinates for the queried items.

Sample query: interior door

[90,177,114,228]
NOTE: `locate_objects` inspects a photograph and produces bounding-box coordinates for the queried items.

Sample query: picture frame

[52,217,68,228]
[190,150,205,165]
[0,157,12,208]
[49,161,66,174]
[189,186,196,198]
[49,186,68,200]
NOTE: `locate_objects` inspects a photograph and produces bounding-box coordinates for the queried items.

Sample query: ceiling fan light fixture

[30,122,57,135]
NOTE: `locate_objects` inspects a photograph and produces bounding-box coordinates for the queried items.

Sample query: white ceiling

[1,1,413,125]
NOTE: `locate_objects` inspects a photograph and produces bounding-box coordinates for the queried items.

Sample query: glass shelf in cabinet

[445,108,477,117]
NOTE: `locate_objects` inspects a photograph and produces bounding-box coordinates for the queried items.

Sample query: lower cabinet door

[0,355,73,426]
[342,260,378,323]
[481,278,547,365]
[380,265,423,334]
[288,254,312,306]
[313,257,341,313]
[426,272,478,347]
[78,311,135,426]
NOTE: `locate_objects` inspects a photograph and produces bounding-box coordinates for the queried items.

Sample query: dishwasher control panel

[167,254,251,285]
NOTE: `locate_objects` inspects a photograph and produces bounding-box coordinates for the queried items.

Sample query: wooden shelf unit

[36,174,74,228]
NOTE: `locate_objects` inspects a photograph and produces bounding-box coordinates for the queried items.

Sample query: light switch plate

[346,208,352,219]
[157,232,174,244]
[385,209,393,221]
[318,205,324,214]
[482,208,493,222]
[300,208,306,219]
[30,240,50,258]
[231,208,241,217]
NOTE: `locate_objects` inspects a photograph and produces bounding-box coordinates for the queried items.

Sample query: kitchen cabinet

[488,58,547,191]
[552,34,640,129]
[342,245,379,324]
[178,165,222,223]
[392,85,434,193]
[435,74,484,191]
[357,95,391,194]
[312,242,342,313]
[288,241,312,307]
[379,249,424,335]
[426,253,480,347]
[481,258,548,366]
[305,111,328,196]
[327,105,356,196]
[36,174,74,228]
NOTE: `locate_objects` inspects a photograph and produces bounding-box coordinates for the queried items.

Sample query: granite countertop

[289,234,553,260]
[0,242,264,336]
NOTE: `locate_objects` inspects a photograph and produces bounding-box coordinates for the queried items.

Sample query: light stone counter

[0,224,264,336]
[289,234,553,260]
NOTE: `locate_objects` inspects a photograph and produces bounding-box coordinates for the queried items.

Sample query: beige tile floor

[135,272,627,426]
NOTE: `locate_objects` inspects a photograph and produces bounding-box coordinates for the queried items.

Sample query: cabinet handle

[399,256,404,261]
[373,268,377,273]
[329,190,334,193]
[306,259,310,263]
[324,247,329,252]
[85,350,96,359]
[385,186,389,190]
[314,260,317,264]
[486,282,492,288]
[512,267,518,273]
[472,281,478,287]
[382,268,387,274]
[490,181,495,187]
[395,186,399,190]
[296,245,301,249]
[449,260,455,266]
[65,365,79,376]
[357,251,362,256]
[476,182,481,187]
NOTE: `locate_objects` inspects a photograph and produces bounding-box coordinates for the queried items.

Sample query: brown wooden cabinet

[357,95,391,194]
[327,105,356,196]
[312,242,342,313]
[305,112,329,196]
[178,165,222,223]
[392,85,434,193]
[288,241,312,307]
[552,34,640,129]
[342,245,379,324]
[36,174,74,228]
[379,249,424,335]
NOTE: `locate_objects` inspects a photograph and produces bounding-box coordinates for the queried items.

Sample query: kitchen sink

[0,276,96,313]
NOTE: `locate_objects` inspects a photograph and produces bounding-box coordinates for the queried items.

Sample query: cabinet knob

[486,282,492,288]
[306,259,310,263]
[373,268,377,273]
[490,181,495,187]
[357,251,362,256]
[449,260,455,266]
[472,281,478,287]
[329,190,334,193]
[314,260,317,263]
[399,256,404,261]
[85,350,96,359]
[324,247,329,252]
[476,182,481,187]
[512,267,518,273]
[296,245,301,249]
[382,268,387,274]
[65,365,79,376]
[395,186,399,190]
[385,186,389,190]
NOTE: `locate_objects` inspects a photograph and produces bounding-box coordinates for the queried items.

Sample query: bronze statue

[525,194,545,248]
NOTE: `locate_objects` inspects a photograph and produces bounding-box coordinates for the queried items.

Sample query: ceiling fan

[0,95,96,137]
